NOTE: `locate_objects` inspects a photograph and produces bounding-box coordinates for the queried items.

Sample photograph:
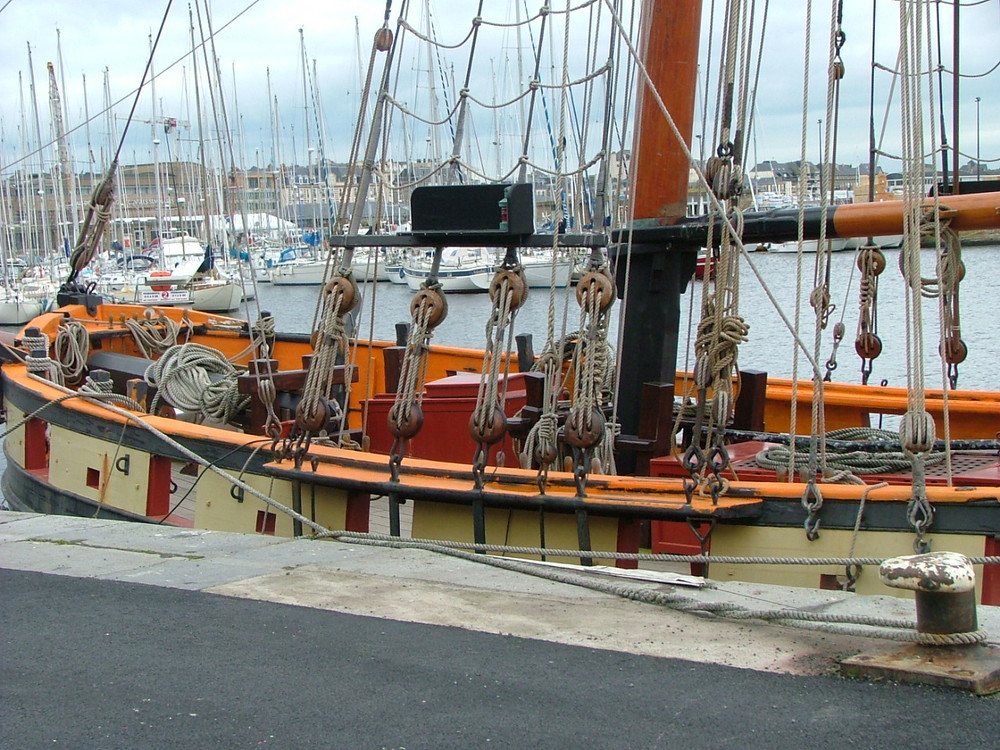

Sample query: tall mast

[56,30,81,241]
[630,1,703,224]
[612,0,704,451]
[149,34,164,244]
[47,62,74,254]
[27,43,54,262]
[189,4,212,249]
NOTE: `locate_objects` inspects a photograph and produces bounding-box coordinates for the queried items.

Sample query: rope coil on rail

[754,427,948,477]
[144,342,250,423]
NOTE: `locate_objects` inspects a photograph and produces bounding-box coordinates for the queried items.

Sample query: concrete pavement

[2,510,998,748]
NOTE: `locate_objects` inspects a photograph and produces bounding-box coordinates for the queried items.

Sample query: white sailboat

[402,247,492,292]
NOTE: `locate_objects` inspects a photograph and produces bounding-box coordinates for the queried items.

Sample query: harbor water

[235,243,1000,393]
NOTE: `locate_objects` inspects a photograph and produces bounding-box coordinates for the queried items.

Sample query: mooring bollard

[842,551,998,693]
[879,551,978,635]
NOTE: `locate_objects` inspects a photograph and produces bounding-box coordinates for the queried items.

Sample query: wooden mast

[630,0,703,225]
[612,0,703,464]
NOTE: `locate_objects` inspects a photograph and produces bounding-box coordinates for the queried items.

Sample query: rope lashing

[855,245,886,384]
[65,161,117,285]
[565,266,617,495]
[910,208,966,388]
[125,310,181,358]
[53,319,90,384]
[900,409,937,553]
[386,281,447,481]
[293,273,358,442]
[469,262,528,487]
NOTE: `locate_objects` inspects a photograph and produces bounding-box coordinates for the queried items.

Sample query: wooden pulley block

[942,255,967,283]
[575,270,616,312]
[373,27,393,51]
[704,155,723,184]
[533,440,558,467]
[857,246,886,275]
[855,331,883,359]
[563,407,606,449]
[942,336,968,365]
[294,400,330,434]
[831,59,845,80]
[489,268,528,309]
[323,274,360,313]
[388,401,424,439]
[410,287,448,328]
[468,405,507,445]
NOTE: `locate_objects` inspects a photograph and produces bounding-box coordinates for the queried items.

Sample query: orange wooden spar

[630,0,703,224]
[832,191,1000,237]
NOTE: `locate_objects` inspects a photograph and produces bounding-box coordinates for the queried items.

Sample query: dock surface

[2,510,998,748]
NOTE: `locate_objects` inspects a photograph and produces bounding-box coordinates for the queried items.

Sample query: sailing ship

[3,1,999,612]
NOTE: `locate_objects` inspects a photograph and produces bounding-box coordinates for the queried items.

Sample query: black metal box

[410,183,535,236]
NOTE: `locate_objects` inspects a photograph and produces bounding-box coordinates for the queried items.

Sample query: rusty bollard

[879,551,978,635]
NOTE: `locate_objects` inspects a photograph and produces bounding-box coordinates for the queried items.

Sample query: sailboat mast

[56,30,81,242]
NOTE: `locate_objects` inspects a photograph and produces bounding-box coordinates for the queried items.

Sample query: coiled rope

[144,342,249,423]
[53,320,90,384]
[125,312,181,358]
[755,427,946,477]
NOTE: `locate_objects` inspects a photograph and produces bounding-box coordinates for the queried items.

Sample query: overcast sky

[1,0,997,179]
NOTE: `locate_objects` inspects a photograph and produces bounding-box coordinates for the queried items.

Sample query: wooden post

[732,369,767,432]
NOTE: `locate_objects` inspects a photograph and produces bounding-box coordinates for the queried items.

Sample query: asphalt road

[2,568,997,749]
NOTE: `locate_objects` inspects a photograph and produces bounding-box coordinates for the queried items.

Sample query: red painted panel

[345,491,370,533]
[24,418,49,471]
[364,372,528,466]
[616,518,641,569]
[146,454,172,518]
[983,536,999,606]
